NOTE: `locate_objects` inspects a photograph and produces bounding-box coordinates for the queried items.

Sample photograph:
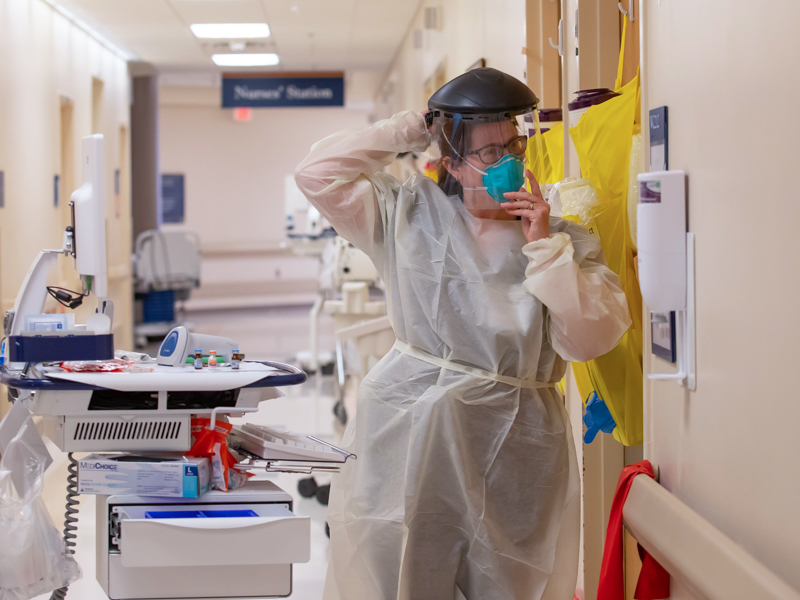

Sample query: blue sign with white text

[222,75,344,108]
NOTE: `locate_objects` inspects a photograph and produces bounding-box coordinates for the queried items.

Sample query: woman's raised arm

[294,111,430,256]
[522,221,632,362]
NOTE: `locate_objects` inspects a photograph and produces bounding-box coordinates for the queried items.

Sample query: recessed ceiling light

[191,23,271,39]
[211,53,280,67]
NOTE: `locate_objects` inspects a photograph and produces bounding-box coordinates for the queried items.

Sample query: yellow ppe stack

[566,73,643,446]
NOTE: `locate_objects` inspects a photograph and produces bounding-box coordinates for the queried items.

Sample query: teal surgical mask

[462,154,525,202]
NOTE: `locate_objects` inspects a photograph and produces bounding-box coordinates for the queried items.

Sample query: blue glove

[583,391,617,443]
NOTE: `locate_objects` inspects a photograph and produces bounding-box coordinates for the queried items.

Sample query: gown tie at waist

[393,340,557,390]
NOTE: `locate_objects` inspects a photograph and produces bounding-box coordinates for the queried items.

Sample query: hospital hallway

[35,305,340,600]
[3,0,800,599]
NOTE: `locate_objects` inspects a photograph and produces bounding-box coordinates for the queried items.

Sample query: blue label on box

[183,474,196,497]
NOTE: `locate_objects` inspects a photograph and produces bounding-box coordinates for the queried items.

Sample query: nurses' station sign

[222,72,345,108]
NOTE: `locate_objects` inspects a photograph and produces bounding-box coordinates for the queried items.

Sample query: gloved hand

[583,391,617,443]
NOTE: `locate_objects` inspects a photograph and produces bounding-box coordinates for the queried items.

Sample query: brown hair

[435,118,471,199]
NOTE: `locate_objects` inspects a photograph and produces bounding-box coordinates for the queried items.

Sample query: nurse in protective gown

[294,68,631,600]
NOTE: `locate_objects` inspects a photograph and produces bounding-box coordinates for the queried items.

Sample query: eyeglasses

[465,136,528,165]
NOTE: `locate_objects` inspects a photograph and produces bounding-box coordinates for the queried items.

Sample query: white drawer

[116,503,310,568]
[107,555,291,599]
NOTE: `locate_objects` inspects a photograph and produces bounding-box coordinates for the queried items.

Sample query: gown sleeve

[522,220,632,362]
[293,110,431,257]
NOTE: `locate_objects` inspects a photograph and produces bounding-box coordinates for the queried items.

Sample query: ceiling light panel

[211,53,280,66]
[191,23,271,38]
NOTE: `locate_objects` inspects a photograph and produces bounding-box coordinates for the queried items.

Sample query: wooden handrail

[623,475,800,600]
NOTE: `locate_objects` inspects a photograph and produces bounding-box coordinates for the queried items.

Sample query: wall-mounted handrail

[623,475,800,600]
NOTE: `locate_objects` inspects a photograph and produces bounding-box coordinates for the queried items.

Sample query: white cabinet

[97,481,308,599]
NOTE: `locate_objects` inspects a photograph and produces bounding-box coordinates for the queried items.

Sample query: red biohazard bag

[186,418,250,492]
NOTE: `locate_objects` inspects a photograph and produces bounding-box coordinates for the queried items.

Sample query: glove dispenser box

[96,481,310,599]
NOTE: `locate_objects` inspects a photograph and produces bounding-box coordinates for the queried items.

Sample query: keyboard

[229,423,350,463]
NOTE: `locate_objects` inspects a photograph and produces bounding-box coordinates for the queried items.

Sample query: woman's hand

[500,169,551,243]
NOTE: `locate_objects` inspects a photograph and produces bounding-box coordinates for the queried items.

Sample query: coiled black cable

[50,453,79,600]
[46,286,88,310]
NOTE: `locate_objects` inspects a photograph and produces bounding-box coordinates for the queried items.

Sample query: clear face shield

[427,110,543,206]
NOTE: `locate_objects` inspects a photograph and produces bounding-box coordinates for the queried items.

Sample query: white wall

[158,85,371,305]
[642,0,800,595]
[0,0,132,351]
[375,0,527,119]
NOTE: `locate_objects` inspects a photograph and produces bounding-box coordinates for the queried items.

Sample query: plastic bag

[59,359,134,372]
[557,178,603,227]
[186,418,249,492]
[0,417,81,599]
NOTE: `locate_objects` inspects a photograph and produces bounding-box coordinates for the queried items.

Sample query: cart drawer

[117,503,309,567]
[107,556,291,599]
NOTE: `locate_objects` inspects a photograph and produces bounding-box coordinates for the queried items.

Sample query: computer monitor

[70,134,107,298]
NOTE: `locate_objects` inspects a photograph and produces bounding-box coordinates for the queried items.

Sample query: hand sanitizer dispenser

[637,170,686,312]
[637,169,695,390]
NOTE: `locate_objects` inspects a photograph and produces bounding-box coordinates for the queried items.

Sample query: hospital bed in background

[133,228,202,348]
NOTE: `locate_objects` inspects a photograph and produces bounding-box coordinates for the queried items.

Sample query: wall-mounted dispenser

[637,170,696,390]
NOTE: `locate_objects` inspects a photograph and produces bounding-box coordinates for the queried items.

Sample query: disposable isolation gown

[295,111,631,600]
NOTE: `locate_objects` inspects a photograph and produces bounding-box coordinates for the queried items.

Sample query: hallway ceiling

[53,0,420,102]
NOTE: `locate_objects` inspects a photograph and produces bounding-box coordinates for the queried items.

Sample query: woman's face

[444,120,523,191]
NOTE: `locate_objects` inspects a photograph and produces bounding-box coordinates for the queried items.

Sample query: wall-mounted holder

[637,170,696,391]
[549,19,563,57]
[648,233,695,390]
[618,0,634,22]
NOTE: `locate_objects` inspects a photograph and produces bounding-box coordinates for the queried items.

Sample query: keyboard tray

[229,424,354,463]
